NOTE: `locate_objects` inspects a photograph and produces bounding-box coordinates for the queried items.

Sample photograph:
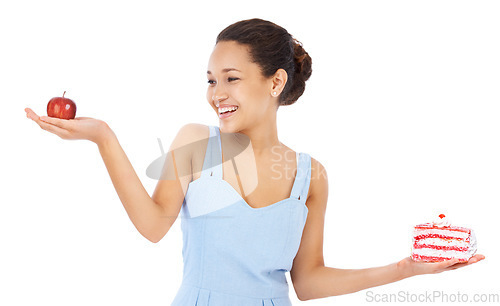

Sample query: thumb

[435,258,461,271]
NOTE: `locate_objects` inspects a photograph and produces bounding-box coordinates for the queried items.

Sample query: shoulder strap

[290,153,312,202]
[203,126,311,201]
[201,125,223,178]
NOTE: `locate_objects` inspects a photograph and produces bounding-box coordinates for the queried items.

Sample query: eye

[207,78,239,85]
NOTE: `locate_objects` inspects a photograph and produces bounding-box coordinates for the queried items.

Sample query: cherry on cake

[411,214,477,262]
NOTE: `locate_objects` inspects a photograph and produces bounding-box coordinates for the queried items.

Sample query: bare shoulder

[175,123,212,178]
[177,123,210,142]
[306,156,328,210]
[163,123,210,182]
[171,123,210,152]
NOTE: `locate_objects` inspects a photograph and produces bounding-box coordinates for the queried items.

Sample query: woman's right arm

[97,129,171,243]
[97,123,202,243]
[25,108,201,243]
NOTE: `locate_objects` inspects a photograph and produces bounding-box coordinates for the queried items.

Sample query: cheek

[239,86,270,114]
[237,81,266,102]
[248,85,270,106]
[206,88,214,104]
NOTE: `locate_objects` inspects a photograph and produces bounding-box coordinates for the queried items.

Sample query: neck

[239,111,281,157]
[219,101,284,159]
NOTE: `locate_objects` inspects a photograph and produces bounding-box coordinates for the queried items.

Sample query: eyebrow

[207,68,241,74]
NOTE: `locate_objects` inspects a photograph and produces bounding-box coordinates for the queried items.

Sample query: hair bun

[293,38,312,80]
[293,39,305,72]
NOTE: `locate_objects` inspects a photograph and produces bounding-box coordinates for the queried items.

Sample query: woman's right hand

[25,107,114,146]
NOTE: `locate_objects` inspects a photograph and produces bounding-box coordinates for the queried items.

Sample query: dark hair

[216,18,312,106]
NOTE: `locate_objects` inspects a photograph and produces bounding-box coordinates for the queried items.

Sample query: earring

[272,91,277,96]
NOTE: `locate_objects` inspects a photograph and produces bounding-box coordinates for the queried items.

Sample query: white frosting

[414,237,469,249]
[469,229,478,257]
[412,248,471,260]
[432,215,451,227]
[413,228,469,240]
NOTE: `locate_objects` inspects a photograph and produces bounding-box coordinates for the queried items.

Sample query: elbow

[296,284,328,301]
[146,232,165,243]
[297,290,314,302]
[141,230,164,244]
[297,295,308,302]
[293,281,315,301]
[141,223,170,243]
[148,237,160,243]
[293,266,326,301]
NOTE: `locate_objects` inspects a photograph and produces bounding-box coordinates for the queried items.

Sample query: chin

[218,121,241,134]
[218,123,233,133]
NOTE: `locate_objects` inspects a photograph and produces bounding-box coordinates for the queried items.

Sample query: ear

[270,68,288,96]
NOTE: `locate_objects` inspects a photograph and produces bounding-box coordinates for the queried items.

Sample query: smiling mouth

[218,106,239,119]
[218,106,239,115]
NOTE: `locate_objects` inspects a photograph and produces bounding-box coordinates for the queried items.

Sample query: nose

[212,84,228,107]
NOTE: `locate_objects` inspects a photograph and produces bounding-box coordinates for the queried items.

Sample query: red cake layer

[414,223,471,233]
[412,242,468,252]
[413,233,467,240]
[411,254,468,262]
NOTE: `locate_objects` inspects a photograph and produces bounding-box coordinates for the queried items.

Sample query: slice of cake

[411,214,477,262]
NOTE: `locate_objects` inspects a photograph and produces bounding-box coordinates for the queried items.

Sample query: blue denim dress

[171,125,311,305]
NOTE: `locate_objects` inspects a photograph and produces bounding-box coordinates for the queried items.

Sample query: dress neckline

[216,127,302,210]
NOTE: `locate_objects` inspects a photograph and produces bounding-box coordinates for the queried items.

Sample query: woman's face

[206,40,280,133]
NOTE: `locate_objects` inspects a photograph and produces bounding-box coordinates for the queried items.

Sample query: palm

[401,254,485,276]
[25,107,111,144]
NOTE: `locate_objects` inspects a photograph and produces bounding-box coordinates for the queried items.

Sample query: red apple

[47,91,77,119]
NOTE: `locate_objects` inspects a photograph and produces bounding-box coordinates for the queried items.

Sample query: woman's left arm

[290,158,485,301]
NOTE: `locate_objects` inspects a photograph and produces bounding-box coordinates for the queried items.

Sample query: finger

[25,107,37,115]
[468,257,478,264]
[25,109,74,137]
[474,254,486,261]
[25,108,40,121]
[39,115,72,130]
[468,254,485,264]
[37,120,71,139]
[25,108,49,126]
[445,258,481,270]
[434,258,460,270]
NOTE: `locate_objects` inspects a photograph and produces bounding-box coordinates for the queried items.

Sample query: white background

[1,0,499,305]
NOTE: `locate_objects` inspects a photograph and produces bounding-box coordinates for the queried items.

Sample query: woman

[25,18,484,305]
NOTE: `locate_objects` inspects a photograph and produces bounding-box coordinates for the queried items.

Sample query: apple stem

[63,91,66,98]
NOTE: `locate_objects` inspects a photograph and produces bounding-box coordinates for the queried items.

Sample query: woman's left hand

[398,254,485,277]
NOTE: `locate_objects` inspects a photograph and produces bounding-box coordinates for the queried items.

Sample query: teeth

[219,106,238,114]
